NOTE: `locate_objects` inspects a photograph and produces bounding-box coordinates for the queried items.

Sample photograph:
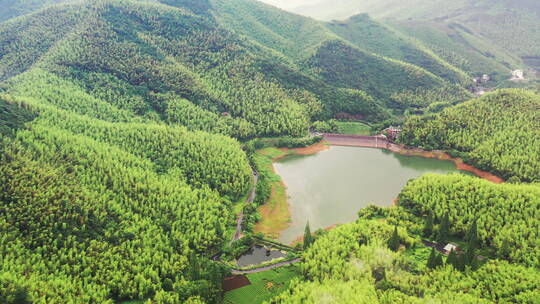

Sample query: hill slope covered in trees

[264,0,539,80]
[268,88,540,303]
[1,0,539,303]
[400,89,540,182]
[271,215,540,303]
[0,0,477,122]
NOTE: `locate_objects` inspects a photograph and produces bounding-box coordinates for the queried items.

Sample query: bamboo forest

[0,0,538,303]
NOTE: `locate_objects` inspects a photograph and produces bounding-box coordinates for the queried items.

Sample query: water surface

[275,146,473,243]
[236,246,286,267]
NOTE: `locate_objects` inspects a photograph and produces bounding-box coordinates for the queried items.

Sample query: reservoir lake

[274,145,474,243]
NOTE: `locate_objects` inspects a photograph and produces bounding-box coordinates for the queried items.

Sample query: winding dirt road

[232,171,258,242]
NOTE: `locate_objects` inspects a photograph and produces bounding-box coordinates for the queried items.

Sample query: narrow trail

[231,258,301,274]
[232,171,258,243]
[322,133,393,149]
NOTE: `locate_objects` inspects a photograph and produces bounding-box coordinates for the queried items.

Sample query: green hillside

[0,0,72,22]
[400,89,540,182]
[391,20,520,79]
[0,0,477,127]
[211,0,473,111]
[1,0,539,303]
[325,14,469,84]
[0,0,316,137]
[272,214,540,302]
[279,0,540,80]
[0,92,253,302]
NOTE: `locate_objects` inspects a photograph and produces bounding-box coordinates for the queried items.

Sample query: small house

[383,126,402,142]
[443,243,458,255]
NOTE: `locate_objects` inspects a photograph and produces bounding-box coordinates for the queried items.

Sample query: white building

[443,243,458,254]
[511,70,524,80]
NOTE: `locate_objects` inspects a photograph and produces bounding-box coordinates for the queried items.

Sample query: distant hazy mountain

[260,0,539,76]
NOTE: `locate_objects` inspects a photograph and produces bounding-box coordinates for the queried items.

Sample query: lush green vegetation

[400,173,540,267]
[276,0,540,88]
[0,92,252,303]
[211,0,473,114]
[329,121,371,135]
[269,209,540,303]
[1,0,539,303]
[267,87,540,303]
[326,14,469,84]
[400,89,540,182]
[223,266,300,304]
[0,0,478,137]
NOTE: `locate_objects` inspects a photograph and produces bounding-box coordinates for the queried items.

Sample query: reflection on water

[236,246,286,267]
[275,146,474,244]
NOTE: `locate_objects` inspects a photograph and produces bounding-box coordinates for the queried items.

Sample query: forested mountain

[0,0,70,22]
[264,0,539,80]
[1,0,539,303]
[0,0,477,126]
[272,215,540,303]
[400,89,540,182]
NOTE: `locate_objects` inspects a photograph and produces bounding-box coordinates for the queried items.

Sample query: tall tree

[387,225,400,251]
[189,251,200,281]
[456,252,467,272]
[434,252,444,268]
[426,248,437,269]
[423,211,434,238]
[464,246,477,269]
[303,221,313,250]
[446,249,458,269]
[465,219,479,249]
[470,253,480,271]
[437,213,450,244]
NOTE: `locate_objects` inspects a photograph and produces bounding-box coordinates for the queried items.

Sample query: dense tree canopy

[269,217,540,303]
[0,0,538,303]
[400,89,540,182]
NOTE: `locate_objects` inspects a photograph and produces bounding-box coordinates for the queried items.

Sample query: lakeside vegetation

[269,207,540,303]
[400,89,540,182]
[335,121,372,135]
[250,148,303,239]
[0,0,539,303]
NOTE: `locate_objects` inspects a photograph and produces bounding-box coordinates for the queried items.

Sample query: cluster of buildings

[472,74,491,84]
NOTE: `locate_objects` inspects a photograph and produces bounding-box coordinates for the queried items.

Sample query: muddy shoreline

[253,143,331,239]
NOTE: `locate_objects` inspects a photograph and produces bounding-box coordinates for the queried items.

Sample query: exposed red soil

[278,142,329,158]
[223,275,251,292]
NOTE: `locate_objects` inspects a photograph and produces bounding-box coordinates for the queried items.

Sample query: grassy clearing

[223,265,300,304]
[336,121,371,135]
[253,148,291,239]
[404,244,432,270]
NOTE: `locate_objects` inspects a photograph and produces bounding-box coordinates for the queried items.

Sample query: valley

[0,0,538,303]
